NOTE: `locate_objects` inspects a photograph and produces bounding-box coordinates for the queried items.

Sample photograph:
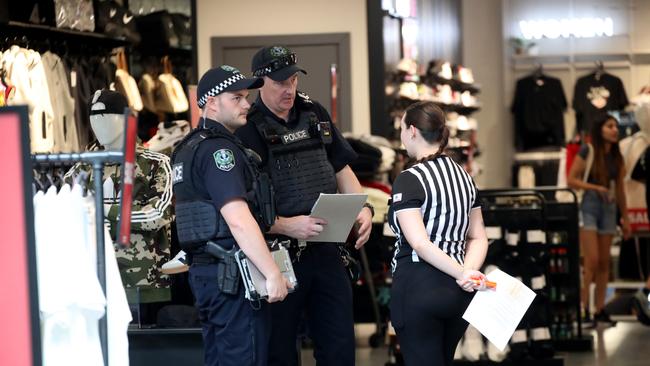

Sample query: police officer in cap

[172,65,292,366]
[236,45,374,366]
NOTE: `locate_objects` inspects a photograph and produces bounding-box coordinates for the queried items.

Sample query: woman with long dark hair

[568,114,631,326]
[388,101,489,365]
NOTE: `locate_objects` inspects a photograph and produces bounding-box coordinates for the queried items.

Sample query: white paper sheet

[462,268,537,351]
[309,193,368,243]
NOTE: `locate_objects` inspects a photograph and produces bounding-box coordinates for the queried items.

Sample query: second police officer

[172,65,292,366]
[236,45,374,366]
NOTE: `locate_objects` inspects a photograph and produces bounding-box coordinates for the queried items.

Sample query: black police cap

[251,45,307,82]
[197,65,264,108]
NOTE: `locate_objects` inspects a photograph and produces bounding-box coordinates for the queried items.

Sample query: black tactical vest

[248,98,337,217]
[171,125,275,252]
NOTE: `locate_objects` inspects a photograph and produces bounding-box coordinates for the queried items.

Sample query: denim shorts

[580,190,617,234]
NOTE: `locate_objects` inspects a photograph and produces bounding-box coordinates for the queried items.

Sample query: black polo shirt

[194,118,251,212]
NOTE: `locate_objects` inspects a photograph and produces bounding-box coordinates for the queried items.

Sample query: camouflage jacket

[66,142,173,303]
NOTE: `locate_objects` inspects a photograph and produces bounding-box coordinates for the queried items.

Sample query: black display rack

[479,187,593,361]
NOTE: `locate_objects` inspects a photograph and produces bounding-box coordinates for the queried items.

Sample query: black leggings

[390,261,473,366]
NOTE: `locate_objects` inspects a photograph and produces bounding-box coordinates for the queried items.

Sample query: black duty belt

[271,236,332,248]
[189,254,219,265]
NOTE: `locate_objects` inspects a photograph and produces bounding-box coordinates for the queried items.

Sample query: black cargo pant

[268,243,355,366]
[189,263,270,366]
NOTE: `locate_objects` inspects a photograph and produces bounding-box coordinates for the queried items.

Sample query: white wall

[503,0,650,140]
[196,0,371,134]
[462,0,510,188]
[462,0,650,188]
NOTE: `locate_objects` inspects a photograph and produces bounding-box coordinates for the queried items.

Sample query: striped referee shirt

[388,155,480,269]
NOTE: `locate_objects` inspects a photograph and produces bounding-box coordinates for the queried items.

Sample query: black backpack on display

[94,0,141,44]
[3,0,55,25]
[135,10,179,50]
[170,13,192,48]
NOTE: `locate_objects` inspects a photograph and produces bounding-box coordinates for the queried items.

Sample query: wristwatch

[363,202,375,218]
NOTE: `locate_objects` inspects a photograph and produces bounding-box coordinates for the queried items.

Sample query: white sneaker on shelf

[458,66,475,84]
[438,62,453,80]
[460,326,484,361]
[162,250,189,274]
[487,340,508,362]
[398,82,420,100]
[146,120,191,152]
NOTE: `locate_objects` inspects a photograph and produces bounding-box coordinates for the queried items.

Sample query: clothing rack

[32,150,124,366]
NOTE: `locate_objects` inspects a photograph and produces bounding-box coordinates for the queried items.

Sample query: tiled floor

[301,321,650,365]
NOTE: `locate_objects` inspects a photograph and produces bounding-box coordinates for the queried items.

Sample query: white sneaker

[487,341,508,362]
[162,250,189,274]
[460,326,484,361]
[146,121,191,152]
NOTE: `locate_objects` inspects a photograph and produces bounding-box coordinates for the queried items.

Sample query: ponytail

[417,126,449,164]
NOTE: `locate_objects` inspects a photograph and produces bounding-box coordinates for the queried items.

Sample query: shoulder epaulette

[297,91,313,104]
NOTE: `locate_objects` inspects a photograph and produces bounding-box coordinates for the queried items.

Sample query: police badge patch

[214,149,235,171]
[220,65,238,72]
[270,46,287,57]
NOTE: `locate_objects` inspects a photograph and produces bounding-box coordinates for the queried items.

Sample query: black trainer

[593,310,617,327]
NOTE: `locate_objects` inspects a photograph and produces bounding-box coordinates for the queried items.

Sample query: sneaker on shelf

[161,250,189,274]
[459,326,484,361]
[438,62,453,80]
[458,66,475,84]
[593,310,617,327]
[398,82,420,100]
[145,120,190,152]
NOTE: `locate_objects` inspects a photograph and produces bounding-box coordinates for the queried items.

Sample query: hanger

[32,170,46,192]
[161,55,172,74]
[594,60,604,81]
[531,63,545,86]
[533,63,544,79]
[0,66,8,88]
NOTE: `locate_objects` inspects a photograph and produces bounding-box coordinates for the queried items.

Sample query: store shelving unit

[0,20,130,48]
[451,188,594,365]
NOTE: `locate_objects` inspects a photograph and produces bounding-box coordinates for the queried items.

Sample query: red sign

[117,113,138,247]
[628,208,650,233]
[0,107,41,366]
[188,85,200,128]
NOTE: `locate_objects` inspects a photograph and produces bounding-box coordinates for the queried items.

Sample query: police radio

[308,115,332,144]
[256,172,276,230]
[262,127,282,145]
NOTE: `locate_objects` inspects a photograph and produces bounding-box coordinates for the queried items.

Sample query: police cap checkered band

[197,65,264,108]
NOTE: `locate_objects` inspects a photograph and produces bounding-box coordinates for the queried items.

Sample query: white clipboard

[308,193,368,243]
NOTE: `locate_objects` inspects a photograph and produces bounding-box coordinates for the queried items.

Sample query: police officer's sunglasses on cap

[253,53,298,77]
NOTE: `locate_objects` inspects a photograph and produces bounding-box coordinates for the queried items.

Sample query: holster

[205,241,240,295]
[339,245,361,283]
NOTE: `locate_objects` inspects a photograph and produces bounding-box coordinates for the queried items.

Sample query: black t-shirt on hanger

[573,72,628,134]
[511,75,567,151]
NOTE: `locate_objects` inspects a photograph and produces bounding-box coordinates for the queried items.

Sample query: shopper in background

[172,65,291,366]
[568,113,631,326]
[236,45,373,366]
[388,101,489,366]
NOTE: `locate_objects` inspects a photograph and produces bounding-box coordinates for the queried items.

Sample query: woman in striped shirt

[389,101,489,366]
